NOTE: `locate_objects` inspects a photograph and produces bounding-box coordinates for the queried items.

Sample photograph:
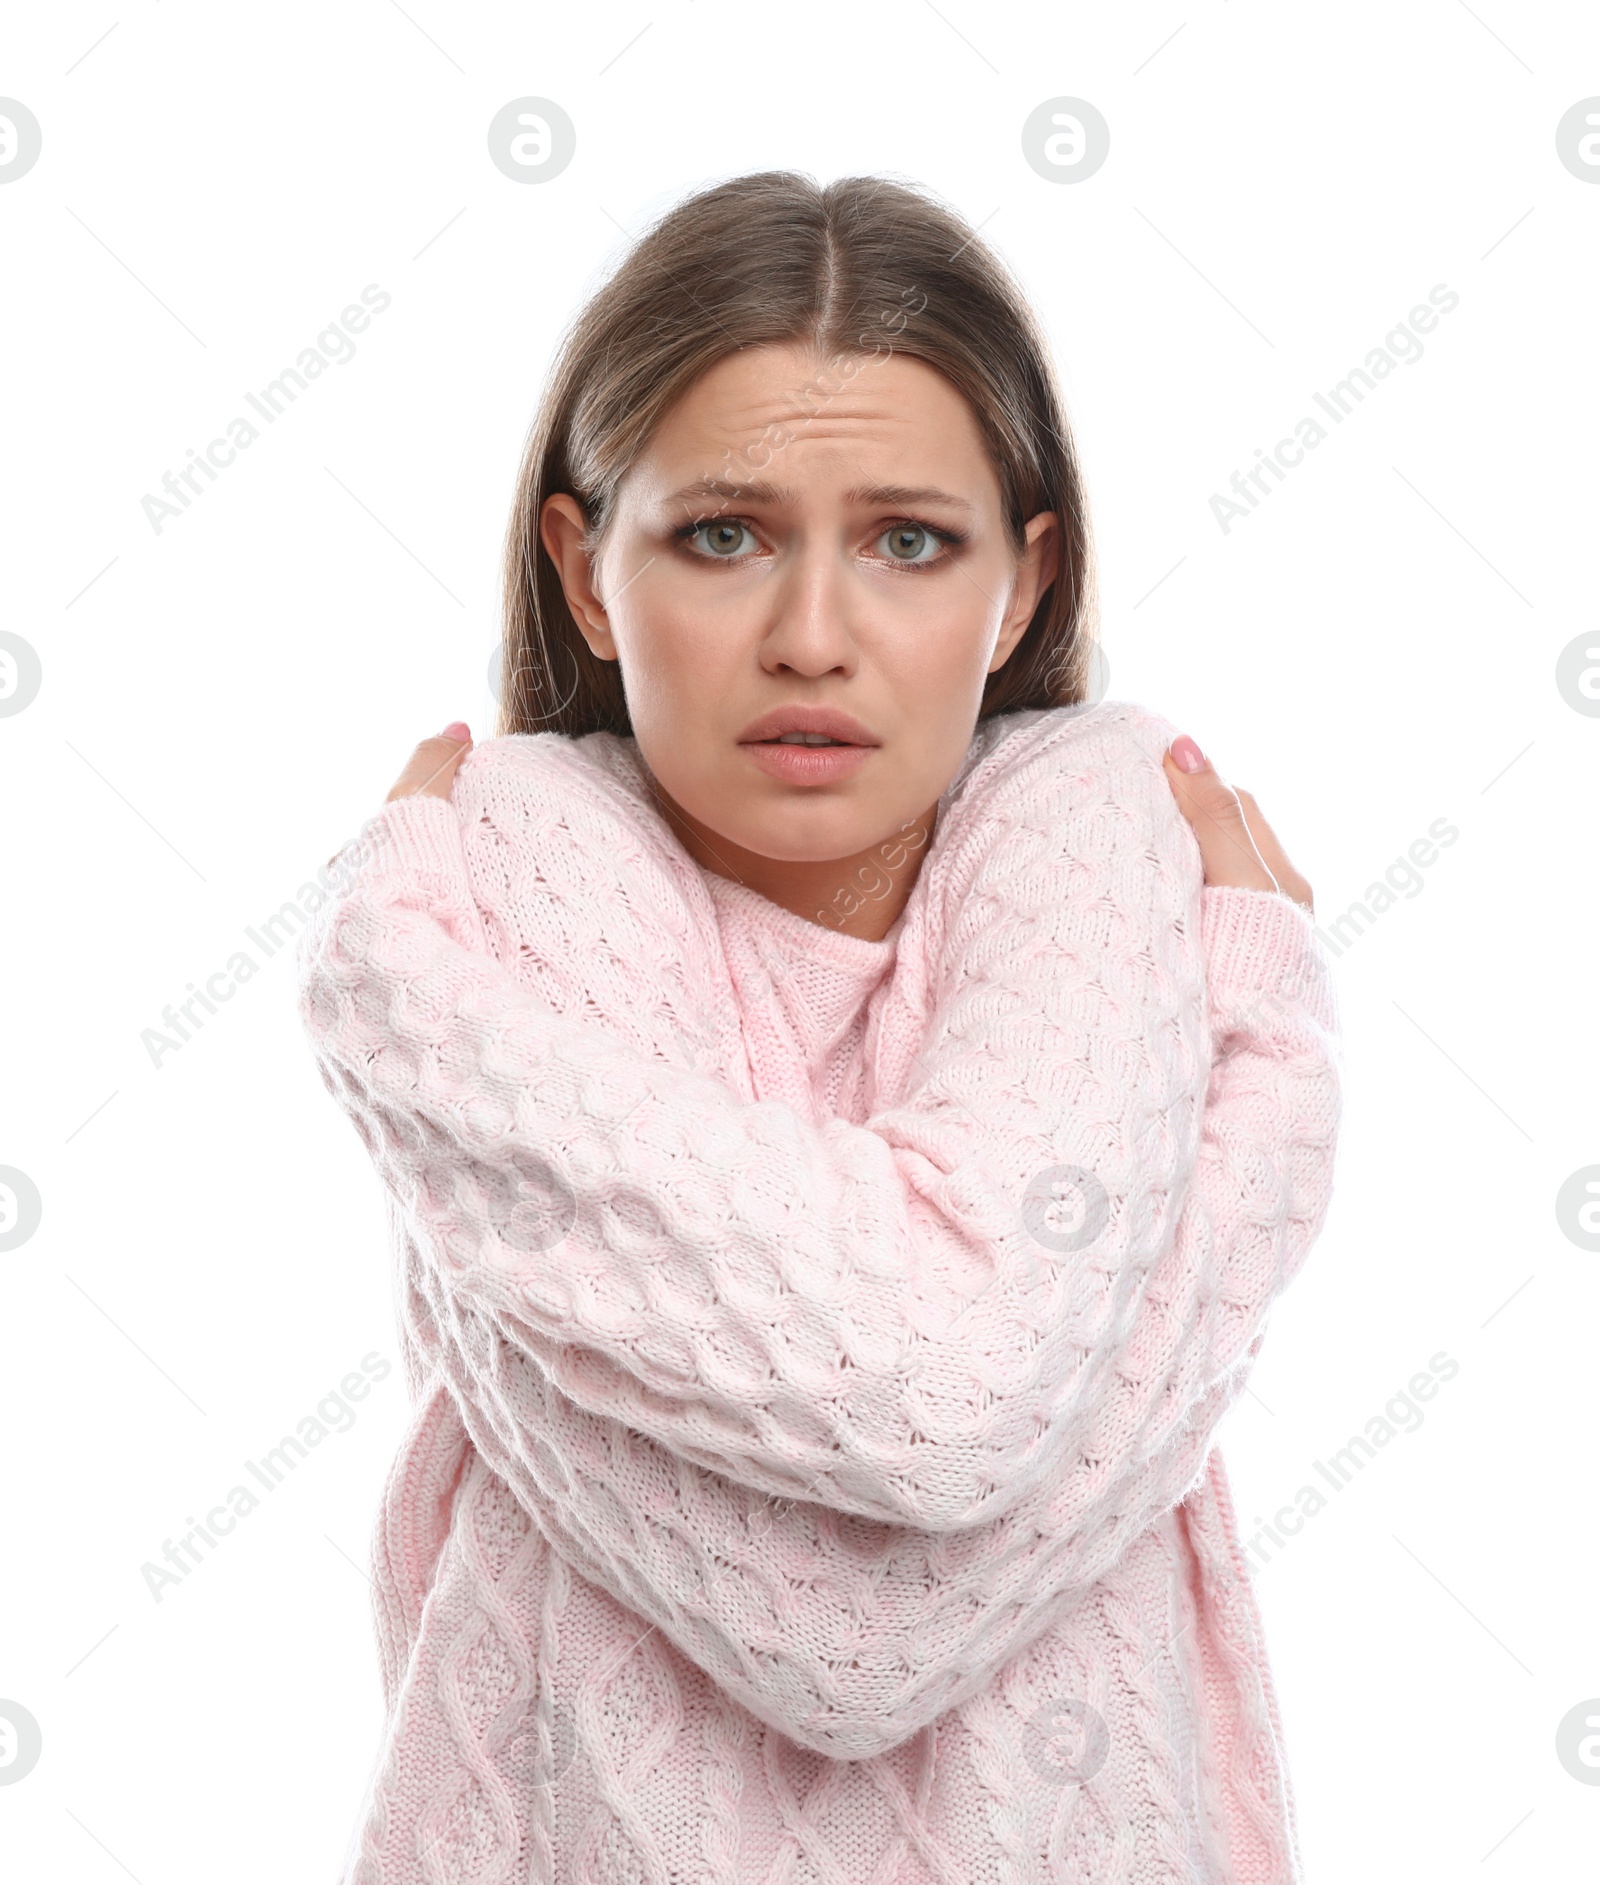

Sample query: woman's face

[540,343,1057,927]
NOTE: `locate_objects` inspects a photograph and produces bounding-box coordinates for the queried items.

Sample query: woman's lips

[739,739,874,785]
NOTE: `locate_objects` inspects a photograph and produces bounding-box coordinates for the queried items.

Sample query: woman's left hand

[1163,734,1314,916]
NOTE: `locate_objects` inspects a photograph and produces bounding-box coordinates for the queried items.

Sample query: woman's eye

[878,523,944,564]
[680,518,954,565]
[688,520,758,557]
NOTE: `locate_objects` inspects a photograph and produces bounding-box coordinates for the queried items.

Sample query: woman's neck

[646,785,938,942]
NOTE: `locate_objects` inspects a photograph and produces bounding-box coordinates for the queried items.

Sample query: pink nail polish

[440,721,471,742]
[1171,735,1207,774]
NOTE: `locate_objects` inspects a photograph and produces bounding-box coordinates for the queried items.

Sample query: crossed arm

[298,714,1339,1757]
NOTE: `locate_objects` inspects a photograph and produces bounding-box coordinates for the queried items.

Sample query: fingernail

[440,721,471,742]
[1171,734,1207,774]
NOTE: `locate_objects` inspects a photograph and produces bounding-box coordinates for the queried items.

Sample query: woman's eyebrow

[853,482,978,513]
[663,476,976,514]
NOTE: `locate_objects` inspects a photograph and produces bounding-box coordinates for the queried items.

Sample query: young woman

[298,171,1340,1884]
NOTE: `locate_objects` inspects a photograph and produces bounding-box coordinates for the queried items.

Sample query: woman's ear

[988,511,1059,673]
[539,493,618,661]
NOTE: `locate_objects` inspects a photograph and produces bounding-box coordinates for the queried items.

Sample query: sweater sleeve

[297,711,1338,1537]
[389,881,1339,1759]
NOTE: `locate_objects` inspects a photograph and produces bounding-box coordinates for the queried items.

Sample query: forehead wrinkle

[712,406,932,439]
[640,374,996,518]
[673,392,953,447]
[659,475,978,516]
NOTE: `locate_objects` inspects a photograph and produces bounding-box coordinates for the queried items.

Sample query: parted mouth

[735,706,880,747]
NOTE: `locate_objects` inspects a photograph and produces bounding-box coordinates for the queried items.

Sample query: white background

[2,2,1597,1878]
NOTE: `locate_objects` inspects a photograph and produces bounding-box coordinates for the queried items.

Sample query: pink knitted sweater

[296,699,1342,1884]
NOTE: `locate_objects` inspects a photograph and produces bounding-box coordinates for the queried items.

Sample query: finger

[386,723,474,802]
[1234,789,1315,915]
[1234,789,1286,877]
[1163,741,1277,893]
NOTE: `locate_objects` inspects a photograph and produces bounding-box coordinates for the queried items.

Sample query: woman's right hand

[322,724,475,874]
[386,722,474,802]
[1162,733,1314,916]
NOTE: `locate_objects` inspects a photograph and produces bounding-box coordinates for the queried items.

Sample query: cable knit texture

[295,699,1342,1884]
